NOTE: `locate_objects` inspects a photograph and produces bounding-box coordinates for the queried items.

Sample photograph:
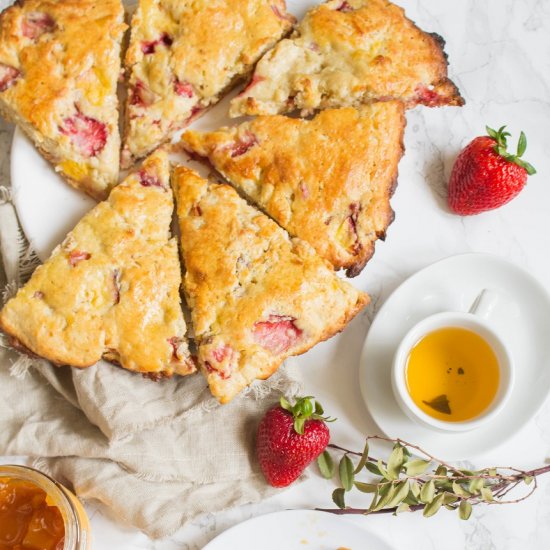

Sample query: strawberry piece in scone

[230,0,463,117]
[181,102,405,276]
[0,0,126,199]
[253,315,303,355]
[0,150,195,378]
[59,112,108,158]
[21,11,55,39]
[121,0,295,168]
[0,63,20,91]
[172,166,369,404]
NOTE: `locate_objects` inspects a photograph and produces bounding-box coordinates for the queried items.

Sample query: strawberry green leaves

[517,131,527,157]
[486,125,536,176]
[280,396,335,435]
[486,125,511,149]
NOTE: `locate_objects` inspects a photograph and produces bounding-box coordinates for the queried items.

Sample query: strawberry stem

[280,396,336,435]
[486,125,537,175]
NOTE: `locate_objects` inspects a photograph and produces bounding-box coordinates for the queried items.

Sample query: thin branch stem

[319,437,550,518]
[372,435,464,476]
[328,443,378,461]
[316,480,539,517]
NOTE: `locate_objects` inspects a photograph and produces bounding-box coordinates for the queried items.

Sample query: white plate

[359,253,550,460]
[203,510,394,550]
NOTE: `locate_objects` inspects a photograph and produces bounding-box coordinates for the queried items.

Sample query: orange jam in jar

[0,466,91,550]
[0,477,64,549]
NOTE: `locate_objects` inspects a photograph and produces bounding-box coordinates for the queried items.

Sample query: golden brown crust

[0,0,126,199]
[181,102,405,277]
[121,0,295,168]
[0,150,196,376]
[172,166,369,403]
[230,0,464,117]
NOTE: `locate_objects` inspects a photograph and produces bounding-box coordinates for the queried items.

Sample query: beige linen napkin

[0,127,303,538]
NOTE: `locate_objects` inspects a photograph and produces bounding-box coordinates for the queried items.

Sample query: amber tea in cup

[405,326,500,422]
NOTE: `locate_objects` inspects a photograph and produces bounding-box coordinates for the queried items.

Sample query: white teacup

[391,289,515,433]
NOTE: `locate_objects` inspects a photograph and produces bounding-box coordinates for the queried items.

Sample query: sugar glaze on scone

[0,0,126,199]
[182,102,405,277]
[122,0,295,168]
[0,150,195,377]
[172,166,369,403]
[230,0,464,117]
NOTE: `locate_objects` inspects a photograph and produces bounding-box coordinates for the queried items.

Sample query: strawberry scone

[181,102,405,277]
[172,166,369,403]
[230,0,464,117]
[0,150,195,378]
[0,0,126,199]
[122,0,295,168]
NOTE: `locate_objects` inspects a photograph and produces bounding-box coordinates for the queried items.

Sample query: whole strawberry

[448,125,536,215]
[256,396,333,488]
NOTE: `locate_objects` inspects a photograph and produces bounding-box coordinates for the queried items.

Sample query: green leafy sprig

[280,396,335,435]
[316,435,550,520]
[486,125,536,175]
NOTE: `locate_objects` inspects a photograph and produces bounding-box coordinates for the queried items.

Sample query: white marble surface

[3,0,550,548]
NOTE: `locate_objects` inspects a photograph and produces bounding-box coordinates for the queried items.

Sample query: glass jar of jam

[0,465,91,550]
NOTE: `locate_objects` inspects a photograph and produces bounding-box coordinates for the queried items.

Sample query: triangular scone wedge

[0,0,126,200]
[230,0,463,117]
[172,166,369,403]
[0,150,196,378]
[182,103,405,277]
[121,0,295,168]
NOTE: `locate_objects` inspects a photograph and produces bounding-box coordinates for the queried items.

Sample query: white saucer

[359,253,550,460]
[202,510,394,550]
